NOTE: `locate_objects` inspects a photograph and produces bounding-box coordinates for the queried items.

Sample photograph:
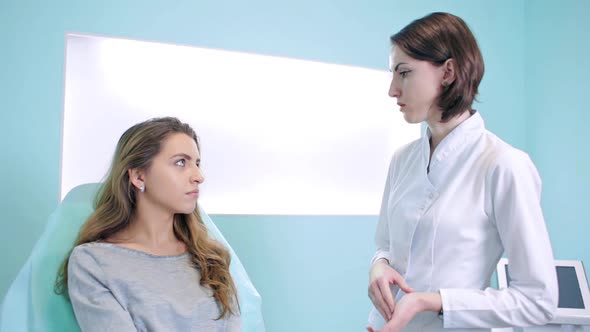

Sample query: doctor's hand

[366,292,442,332]
[368,259,414,321]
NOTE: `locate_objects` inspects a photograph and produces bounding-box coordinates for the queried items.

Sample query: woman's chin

[176,204,198,215]
[403,113,423,124]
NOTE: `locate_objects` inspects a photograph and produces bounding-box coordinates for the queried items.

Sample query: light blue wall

[524,1,590,269]
[7,1,582,331]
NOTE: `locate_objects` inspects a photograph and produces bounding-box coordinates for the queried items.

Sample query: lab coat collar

[422,111,485,171]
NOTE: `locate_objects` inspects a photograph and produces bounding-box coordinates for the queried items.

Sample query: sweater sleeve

[68,247,138,332]
[225,312,242,332]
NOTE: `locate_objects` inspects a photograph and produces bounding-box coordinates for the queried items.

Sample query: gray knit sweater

[68,242,241,332]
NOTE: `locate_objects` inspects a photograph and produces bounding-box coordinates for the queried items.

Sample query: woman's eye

[399,70,410,78]
[175,159,186,167]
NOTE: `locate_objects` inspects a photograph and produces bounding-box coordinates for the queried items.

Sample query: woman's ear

[128,168,145,192]
[441,58,457,86]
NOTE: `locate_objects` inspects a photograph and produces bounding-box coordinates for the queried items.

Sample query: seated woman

[55,117,241,331]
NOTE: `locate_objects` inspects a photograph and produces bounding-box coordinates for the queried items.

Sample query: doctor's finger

[378,278,396,315]
[393,276,413,294]
[370,284,391,320]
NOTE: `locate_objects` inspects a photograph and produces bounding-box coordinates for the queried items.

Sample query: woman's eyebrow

[394,62,408,72]
[170,153,196,161]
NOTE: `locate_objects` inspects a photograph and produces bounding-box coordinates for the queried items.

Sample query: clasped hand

[367,260,442,332]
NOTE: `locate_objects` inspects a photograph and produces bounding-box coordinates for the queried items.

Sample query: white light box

[61,34,420,215]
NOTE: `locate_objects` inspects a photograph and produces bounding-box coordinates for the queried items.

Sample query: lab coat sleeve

[439,149,558,328]
[371,154,397,266]
[68,247,138,332]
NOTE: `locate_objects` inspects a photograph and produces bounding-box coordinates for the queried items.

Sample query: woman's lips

[187,190,199,198]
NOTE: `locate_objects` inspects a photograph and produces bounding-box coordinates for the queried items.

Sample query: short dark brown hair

[390,12,484,122]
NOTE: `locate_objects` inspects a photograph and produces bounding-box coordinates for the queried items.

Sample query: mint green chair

[0,183,265,332]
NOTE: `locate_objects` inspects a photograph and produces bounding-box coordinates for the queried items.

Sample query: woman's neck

[427,110,471,154]
[109,198,185,255]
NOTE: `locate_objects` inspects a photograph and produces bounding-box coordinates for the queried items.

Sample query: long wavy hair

[55,117,238,319]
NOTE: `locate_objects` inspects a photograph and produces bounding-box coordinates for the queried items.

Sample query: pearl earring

[140,185,145,193]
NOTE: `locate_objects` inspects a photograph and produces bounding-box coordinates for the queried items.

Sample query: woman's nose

[388,79,400,98]
[192,167,205,184]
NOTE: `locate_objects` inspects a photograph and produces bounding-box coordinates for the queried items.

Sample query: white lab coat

[368,112,558,331]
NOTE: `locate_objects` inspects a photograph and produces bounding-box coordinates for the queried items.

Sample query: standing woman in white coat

[367,12,558,332]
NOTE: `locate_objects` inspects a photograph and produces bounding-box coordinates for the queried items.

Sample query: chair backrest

[1,183,265,331]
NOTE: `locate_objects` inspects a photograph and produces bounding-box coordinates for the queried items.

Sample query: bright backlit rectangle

[61,34,420,215]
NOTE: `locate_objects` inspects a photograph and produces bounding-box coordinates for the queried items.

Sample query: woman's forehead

[389,46,412,67]
[160,133,200,157]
